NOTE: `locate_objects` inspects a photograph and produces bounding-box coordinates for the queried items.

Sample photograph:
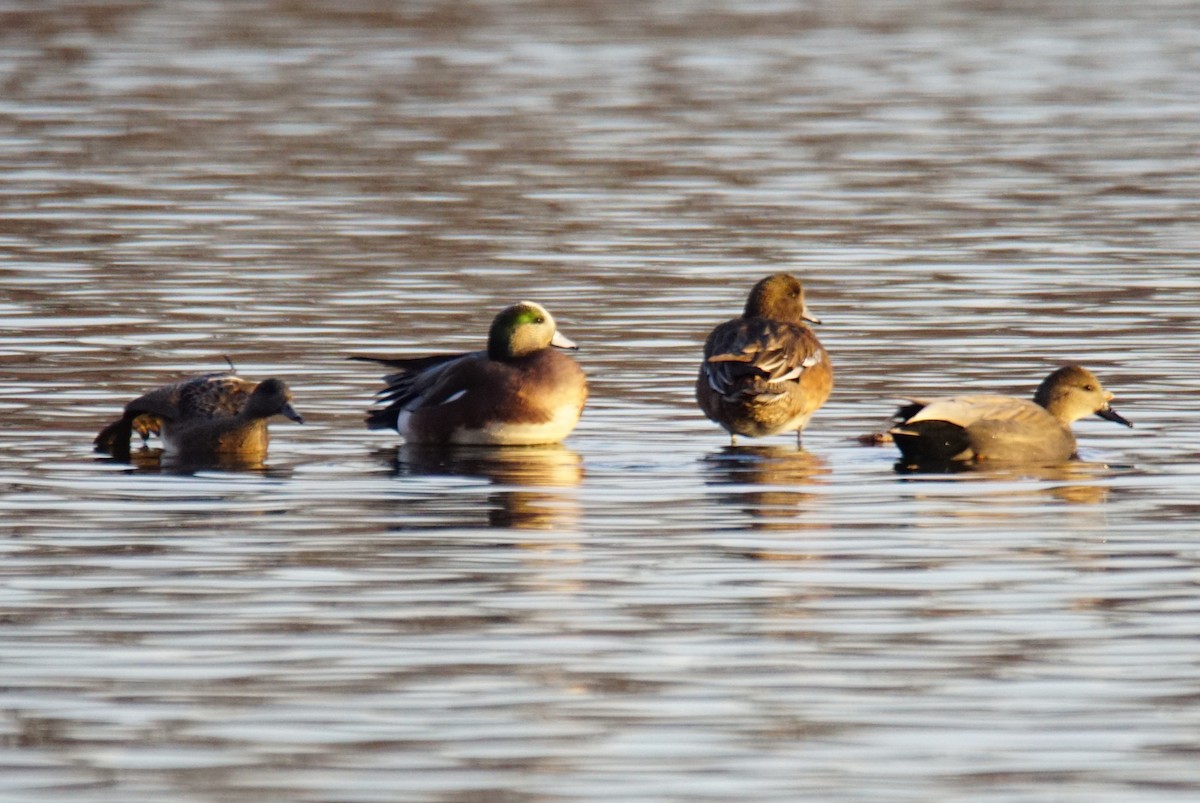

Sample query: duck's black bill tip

[1097,407,1132,428]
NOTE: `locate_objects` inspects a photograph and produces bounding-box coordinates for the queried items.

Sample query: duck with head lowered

[94,372,303,462]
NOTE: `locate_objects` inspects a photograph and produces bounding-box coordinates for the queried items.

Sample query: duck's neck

[238,401,273,422]
[1034,391,1076,425]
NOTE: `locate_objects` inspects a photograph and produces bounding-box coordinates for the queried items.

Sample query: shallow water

[2,1,1200,800]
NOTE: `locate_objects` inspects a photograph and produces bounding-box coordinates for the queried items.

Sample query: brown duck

[94,373,303,461]
[696,273,833,444]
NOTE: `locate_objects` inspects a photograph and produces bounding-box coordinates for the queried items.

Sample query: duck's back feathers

[702,318,827,401]
[115,373,256,423]
[904,395,1050,431]
[697,318,832,439]
[171,374,257,419]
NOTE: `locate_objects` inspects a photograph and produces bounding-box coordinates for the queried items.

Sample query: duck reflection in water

[894,459,1114,506]
[116,447,296,477]
[702,445,830,531]
[386,444,583,531]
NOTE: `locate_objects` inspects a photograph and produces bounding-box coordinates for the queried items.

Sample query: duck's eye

[1083,384,1095,392]
[535,316,544,324]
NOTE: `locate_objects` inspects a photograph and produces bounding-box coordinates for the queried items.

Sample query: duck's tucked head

[488,301,576,360]
[1034,365,1131,428]
[245,378,304,423]
[743,273,821,324]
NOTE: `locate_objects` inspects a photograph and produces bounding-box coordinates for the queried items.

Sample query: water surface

[2,1,1200,800]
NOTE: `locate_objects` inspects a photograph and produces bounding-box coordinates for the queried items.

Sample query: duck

[94,373,303,461]
[890,364,1131,466]
[696,273,833,444]
[353,300,587,446]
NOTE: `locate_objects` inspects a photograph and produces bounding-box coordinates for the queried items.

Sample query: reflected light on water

[0,1,1198,800]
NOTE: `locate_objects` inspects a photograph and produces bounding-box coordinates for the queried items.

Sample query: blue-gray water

[2,1,1199,800]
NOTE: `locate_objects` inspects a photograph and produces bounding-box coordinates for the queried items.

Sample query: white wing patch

[441,389,467,405]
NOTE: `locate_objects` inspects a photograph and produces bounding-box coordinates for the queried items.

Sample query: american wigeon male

[696,273,833,444]
[94,373,303,461]
[890,364,1132,466]
[354,301,587,446]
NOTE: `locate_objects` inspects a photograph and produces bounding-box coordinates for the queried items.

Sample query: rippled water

[3,1,1200,800]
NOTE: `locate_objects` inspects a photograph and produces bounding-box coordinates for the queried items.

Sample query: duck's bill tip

[283,404,305,424]
[800,301,823,325]
[550,331,578,350]
[1097,407,1132,428]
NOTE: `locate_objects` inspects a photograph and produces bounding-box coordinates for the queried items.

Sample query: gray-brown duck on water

[890,365,1131,467]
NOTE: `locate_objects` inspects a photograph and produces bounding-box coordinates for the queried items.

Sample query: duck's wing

[174,374,257,419]
[902,395,1045,429]
[891,399,930,423]
[353,352,482,430]
[702,319,827,400]
[94,380,187,456]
